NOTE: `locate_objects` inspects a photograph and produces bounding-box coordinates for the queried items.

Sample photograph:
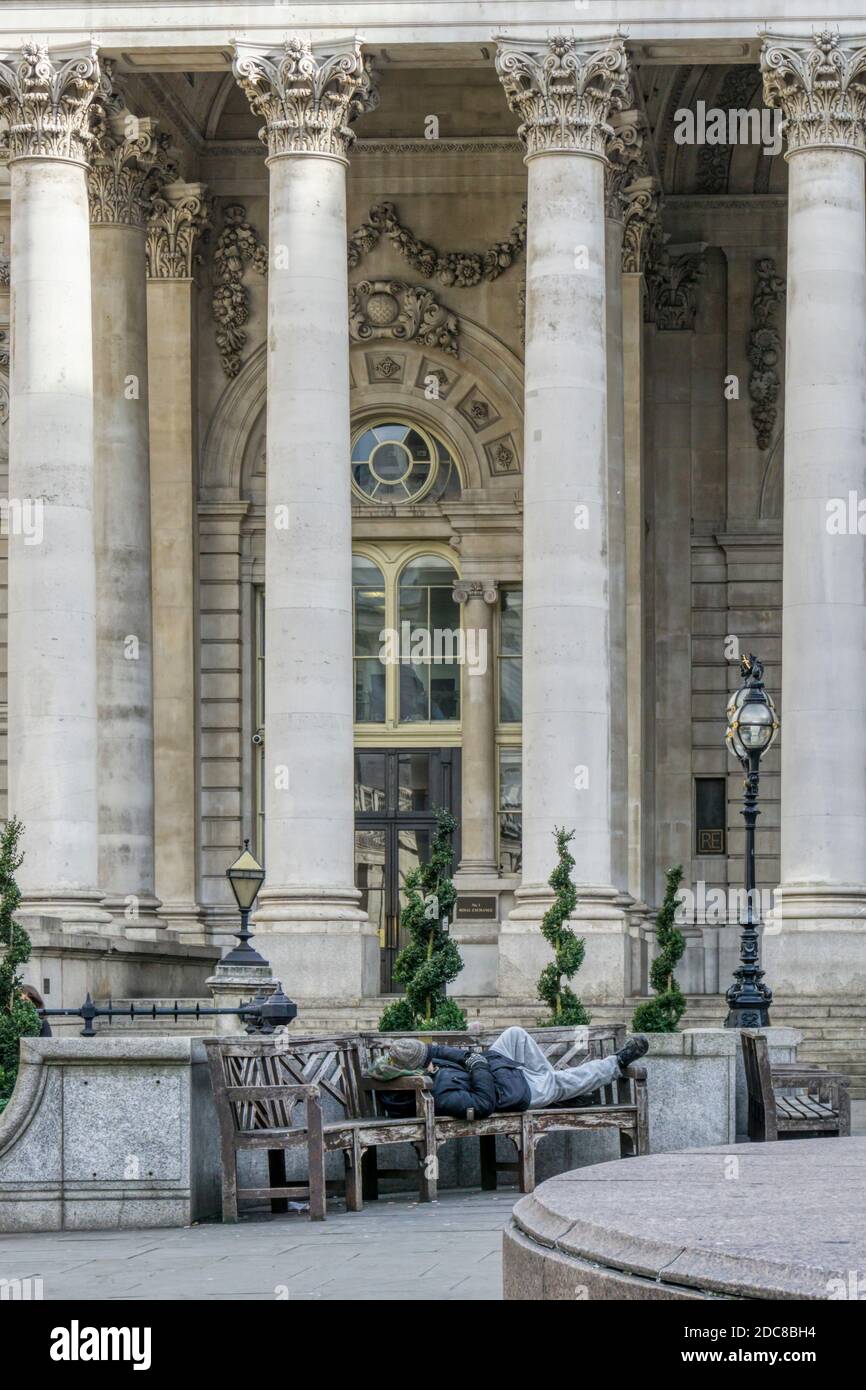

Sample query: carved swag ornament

[347,200,527,286]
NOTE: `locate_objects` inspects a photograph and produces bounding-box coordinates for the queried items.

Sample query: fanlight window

[351,420,461,505]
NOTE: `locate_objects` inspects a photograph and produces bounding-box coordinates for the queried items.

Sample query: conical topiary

[0,819,40,1113]
[379,808,467,1032]
[631,865,687,1033]
[537,827,591,1027]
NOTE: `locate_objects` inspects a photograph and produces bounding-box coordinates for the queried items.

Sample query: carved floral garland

[748,257,785,450]
[347,200,527,287]
[212,203,268,377]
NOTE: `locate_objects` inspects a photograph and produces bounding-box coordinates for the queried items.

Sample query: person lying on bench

[370,1026,648,1121]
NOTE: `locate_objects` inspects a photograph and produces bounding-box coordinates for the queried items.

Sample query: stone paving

[0,1189,514,1301]
[4,1104,863,1302]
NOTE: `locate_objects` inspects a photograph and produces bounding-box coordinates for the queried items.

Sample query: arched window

[352,548,462,728]
[351,420,461,505]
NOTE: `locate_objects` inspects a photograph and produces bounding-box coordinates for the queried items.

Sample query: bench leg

[268,1149,289,1214]
[362,1146,379,1201]
[307,1104,327,1222]
[418,1142,438,1204]
[222,1150,239,1224]
[518,1117,535,1194]
[419,1096,437,1203]
[480,1134,498,1191]
[345,1132,363,1213]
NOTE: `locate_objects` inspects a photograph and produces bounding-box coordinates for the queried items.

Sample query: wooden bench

[740,1029,851,1142]
[357,1024,649,1198]
[205,1025,649,1220]
[203,1035,435,1222]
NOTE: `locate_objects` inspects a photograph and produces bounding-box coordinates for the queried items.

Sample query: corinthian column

[621,173,659,922]
[605,107,644,914]
[494,35,631,1002]
[760,30,866,994]
[232,37,380,998]
[0,43,111,926]
[146,180,210,935]
[89,85,174,931]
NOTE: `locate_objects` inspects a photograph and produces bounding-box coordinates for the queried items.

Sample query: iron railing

[39,985,298,1037]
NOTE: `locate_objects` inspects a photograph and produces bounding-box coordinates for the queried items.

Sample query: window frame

[352,541,464,745]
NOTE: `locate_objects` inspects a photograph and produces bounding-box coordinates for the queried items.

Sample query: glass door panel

[355,828,387,946]
[354,748,460,993]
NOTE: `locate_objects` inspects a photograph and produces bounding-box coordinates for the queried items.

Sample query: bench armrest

[769,1068,850,1087]
[361,1074,432,1091]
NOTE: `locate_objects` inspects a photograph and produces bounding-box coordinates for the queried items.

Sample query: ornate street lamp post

[223,840,267,966]
[724,654,780,1027]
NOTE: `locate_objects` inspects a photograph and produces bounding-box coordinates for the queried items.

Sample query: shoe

[616,1035,649,1069]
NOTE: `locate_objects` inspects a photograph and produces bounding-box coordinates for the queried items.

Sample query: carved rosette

[453,579,498,606]
[88,84,177,227]
[232,37,378,162]
[762,28,866,156]
[349,279,460,357]
[621,175,661,274]
[604,105,645,220]
[0,41,100,164]
[146,182,211,280]
[495,34,630,160]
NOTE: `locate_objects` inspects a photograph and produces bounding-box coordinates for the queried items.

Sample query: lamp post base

[724,999,772,1029]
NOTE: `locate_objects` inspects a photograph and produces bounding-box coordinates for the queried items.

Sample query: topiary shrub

[537,827,591,1027]
[379,807,467,1032]
[631,865,687,1033]
[0,818,40,1114]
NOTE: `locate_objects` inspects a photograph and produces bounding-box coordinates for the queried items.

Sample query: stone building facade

[0,7,863,1064]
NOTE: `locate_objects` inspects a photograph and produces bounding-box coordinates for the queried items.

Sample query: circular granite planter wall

[504,1137,866,1301]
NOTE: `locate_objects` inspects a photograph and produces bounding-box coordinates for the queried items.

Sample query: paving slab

[0,1188,511,1301]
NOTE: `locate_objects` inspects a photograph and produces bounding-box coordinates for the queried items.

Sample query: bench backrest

[203,1036,362,1135]
[740,1029,777,1140]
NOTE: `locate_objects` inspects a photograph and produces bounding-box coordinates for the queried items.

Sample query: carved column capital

[495,34,630,160]
[453,579,499,606]
[231,37,379,163]
[146,180,211,280]
[0,41,100,165]
[645,244,707,331]
[762,28,866,156]
[604,105,646,220]
[88,80,177,227]
[621,174,661,274]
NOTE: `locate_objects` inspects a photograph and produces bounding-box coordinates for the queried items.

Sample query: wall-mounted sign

[455,895,498,921]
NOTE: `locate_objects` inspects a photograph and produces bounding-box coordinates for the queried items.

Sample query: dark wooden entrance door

[354,748,460,994]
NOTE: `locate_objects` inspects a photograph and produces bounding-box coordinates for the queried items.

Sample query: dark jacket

[379,1044,531,1120]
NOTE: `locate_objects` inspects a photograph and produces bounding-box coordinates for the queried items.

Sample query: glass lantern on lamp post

[724,653,780,1027]
[223,840,267,966]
